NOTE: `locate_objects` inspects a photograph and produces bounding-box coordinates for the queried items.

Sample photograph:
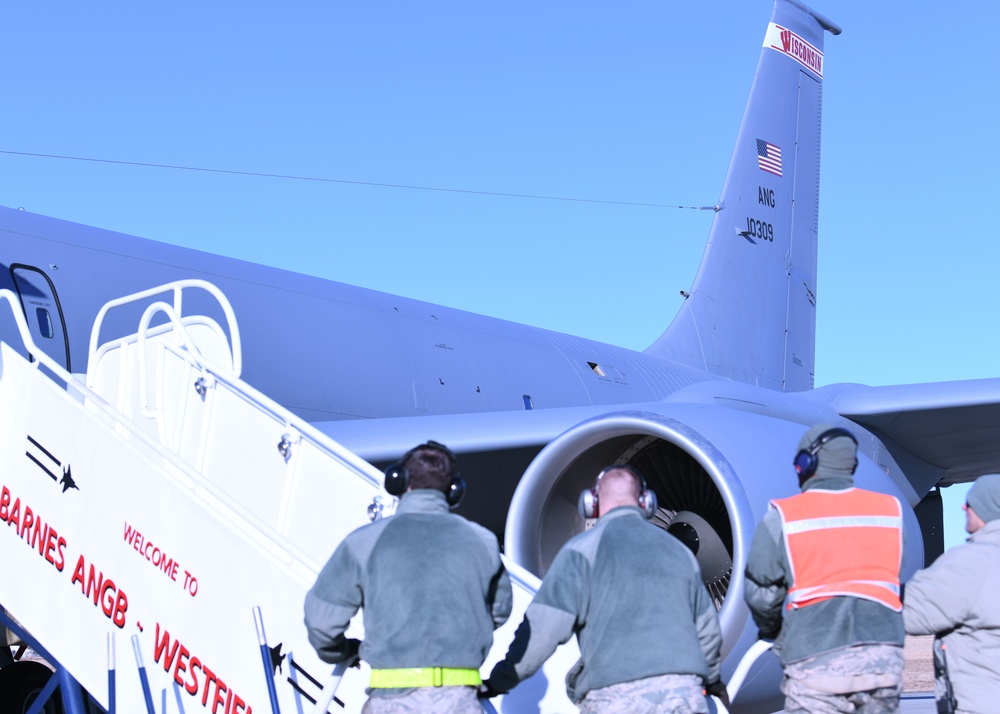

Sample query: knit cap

[796,423,858,482]
[966,474,1000,523]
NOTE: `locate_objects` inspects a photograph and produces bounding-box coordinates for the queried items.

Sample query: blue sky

[1,1,997,548]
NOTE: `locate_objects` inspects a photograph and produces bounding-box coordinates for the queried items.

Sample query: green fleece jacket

[488,505,722,703]
[303,489,512,675]
[743,475,905,664]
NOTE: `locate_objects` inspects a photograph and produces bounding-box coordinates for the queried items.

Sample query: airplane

[2,0,1000,711]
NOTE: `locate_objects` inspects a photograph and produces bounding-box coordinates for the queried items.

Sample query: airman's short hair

[405,444,454,493]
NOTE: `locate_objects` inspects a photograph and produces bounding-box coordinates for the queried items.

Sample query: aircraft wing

[317,405,606,464]
[317,405,614,539]
[820,378,1000,494]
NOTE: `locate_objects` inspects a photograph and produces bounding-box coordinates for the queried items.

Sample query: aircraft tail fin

[646,0,840,392]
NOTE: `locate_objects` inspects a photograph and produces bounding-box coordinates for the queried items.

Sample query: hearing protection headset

[793,427,859,485]
[383,440,466,508]
[578,464,658,520]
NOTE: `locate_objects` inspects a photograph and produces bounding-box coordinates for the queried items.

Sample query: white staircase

[0,281,578,714]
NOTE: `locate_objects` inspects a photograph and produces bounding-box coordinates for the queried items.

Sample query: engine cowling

[503,402,924,672]
[505,407,760,652]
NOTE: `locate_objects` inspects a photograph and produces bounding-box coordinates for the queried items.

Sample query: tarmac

[8,634,946,713]
[901,635,936,714]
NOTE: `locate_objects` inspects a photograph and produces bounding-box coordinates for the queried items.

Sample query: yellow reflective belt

[369,667,482,688]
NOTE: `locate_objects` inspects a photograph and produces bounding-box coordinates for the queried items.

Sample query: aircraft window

[522,394,533,410]
[587,362,607,377]
[35,307,54,339]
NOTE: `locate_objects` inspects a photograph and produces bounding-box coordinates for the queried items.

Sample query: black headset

[383,441,466,508]
[793,427,859,484]
[578,464,658,520]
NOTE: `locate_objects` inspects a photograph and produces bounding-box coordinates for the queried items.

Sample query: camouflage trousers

[781,644,905,714]
[361,686,481,714]
[577,673,708,714]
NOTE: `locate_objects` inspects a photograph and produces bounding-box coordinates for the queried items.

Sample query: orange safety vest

[771,488,903,612]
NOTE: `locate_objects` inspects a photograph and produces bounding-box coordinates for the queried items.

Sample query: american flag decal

[756,139,782,176]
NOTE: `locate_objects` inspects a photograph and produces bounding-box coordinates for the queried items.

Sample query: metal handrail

[134,300,219,418]
[87,279,242,378]
[310,659,354,714]
[0,286,324,581]
[713,638,774,713]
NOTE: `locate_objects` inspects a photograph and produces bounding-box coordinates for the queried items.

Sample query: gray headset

[578,464,658,519]
[793,427,858,485]
[383,441,466,508]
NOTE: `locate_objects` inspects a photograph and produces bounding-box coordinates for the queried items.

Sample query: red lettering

[201,665,217,707]
[776,27,822,76]
[160,555,178,579]
[154,623,180,671]
[44,530,58,566]
[55,535,66,572]
[150,629,250,711]
[70,554,85,590]
[173,645,190,688]
[112,589,128,629]
[69,555,128,627]
[186,656,201,695]
[212,678,228,714]
[183,570,199,597]
[8,497,20,530]
[0,489,66,574]
[31,519,45,553]
[85,563,104,606]
[125,522,182,584]
[19,505,33,539]
[100,579,117,618]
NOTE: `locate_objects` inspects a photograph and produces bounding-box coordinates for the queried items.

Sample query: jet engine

[504,407,770,647]
[520,428,734,608]
[502,404,923,712]
[503,402,918,650]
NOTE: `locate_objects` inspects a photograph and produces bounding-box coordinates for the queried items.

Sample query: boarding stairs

[0,280,585,714]
[0,279,766,714]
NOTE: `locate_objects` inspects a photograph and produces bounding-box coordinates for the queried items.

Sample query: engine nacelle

[503,403,923,672]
